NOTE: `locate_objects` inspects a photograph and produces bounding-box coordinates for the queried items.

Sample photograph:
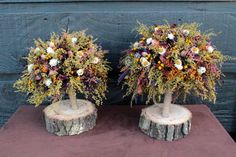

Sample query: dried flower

[154,27,159,32]
[158,47,166,55]
[41,54,46,60]
[174,59,183,70]
[133,42,139,48]
[35,47,40,53]
[146,38,152,45]
[49,70,57,76]
[27,64,34,73]
[49,59,58,67]
[71,37,77,44]
[92,57,100,64]
[191,47,199,54]
[41,65,48,73]
[76,69,84,76]
[197,67,206,75]
[68,50,73,57]
[140,57,151,67]
[167,33,175,40]
[35,75,41,80]
[207,45,214,53]
[44,79,52,87]
[47,47,54,54]
[183,30,190,36]
[142,52,148,56]
[151,39,159,46]
[77,51,84,58]
[49,42,55,48]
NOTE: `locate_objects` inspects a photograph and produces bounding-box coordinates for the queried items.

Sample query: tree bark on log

[139,104,192,141]
[43,99,97,136]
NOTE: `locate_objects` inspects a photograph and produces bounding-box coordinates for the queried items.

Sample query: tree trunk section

[43,99,97,136]
[68,87,78,110]
[139,104,192,141]
[162,91,172,117]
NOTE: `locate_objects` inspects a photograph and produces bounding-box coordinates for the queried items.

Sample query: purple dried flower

[35,75,41,81]
[118,69,129,84]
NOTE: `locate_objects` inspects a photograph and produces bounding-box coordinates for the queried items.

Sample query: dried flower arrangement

[119,22,224,106]
[14,30,110,107]
[14,30,110,136]
[119,22,226,140]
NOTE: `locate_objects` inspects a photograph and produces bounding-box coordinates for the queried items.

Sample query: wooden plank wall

[0,0,236,132]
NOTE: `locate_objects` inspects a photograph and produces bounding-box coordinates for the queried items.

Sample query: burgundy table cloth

[0,105,235,157]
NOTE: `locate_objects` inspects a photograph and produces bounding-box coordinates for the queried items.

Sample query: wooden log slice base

[43,99,97,136]
[139,104,192,141]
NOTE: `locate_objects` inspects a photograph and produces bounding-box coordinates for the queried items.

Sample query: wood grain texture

[44,99,97,136]
[139,104,192,141]
[1,0,236,4]
[0,2,236,74]
[0,1,235,132]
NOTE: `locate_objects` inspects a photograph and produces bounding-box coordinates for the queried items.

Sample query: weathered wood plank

[0,2,236,73]
[1,0,236,4]
[0,81,27,126]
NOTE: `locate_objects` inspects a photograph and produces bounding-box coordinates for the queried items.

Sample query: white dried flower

[140,57,151,67]
[92,57,100,64]
[207,46,214,53]
[167,33,175,40]
[158,47,166,55]
[154,27,159,32]
[71,37,78,44]
[44,79,52,87]
[146,38,152,45]
[191,47,199,54]
[183,29,190,36]
[49,59,58,67]
[174,59,183,70]
[133,42,139,48]
[76,69,84,76]
[47,47,54,54]
[27,64,34,73]
[197,67,206,75]
[35,47,40,53]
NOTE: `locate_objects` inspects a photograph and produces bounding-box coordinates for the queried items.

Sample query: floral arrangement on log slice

[119,22,224,106]
[14,30,110,136]
[118,22,226,140]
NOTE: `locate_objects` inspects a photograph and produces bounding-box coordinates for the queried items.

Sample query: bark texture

[139,104,192,141]
[43,99,97,136]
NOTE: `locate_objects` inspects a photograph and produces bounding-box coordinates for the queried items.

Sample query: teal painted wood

[1,0,236,3]
[1,2,236,74]
[0,0,236,3]
[0,1,236,132]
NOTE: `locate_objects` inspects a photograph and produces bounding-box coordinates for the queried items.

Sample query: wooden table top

[0,105,235,157]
